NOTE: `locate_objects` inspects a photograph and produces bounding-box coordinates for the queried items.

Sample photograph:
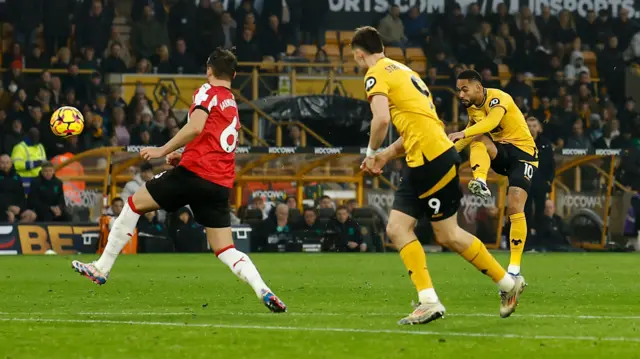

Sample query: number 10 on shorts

[523,163,534,180]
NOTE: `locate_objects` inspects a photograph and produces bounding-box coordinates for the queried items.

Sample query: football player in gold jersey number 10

[352,26,525,326]
[449,70,539,277]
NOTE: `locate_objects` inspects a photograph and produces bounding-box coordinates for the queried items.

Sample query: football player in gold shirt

[352,27,525,325]
[449,69,539,277]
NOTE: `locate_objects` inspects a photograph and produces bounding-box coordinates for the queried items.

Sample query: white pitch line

[1,311,640,320]
[0,317,638,343]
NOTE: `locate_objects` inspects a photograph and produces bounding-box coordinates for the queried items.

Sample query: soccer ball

[50,106,84,138]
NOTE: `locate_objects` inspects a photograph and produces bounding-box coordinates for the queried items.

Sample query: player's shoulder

[485,88,512,109]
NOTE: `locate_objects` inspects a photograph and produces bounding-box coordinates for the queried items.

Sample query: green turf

[1,253,639,359]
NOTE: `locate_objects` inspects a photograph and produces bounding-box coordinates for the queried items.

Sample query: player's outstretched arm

[141,109,207,160]
[461,107,506,138]
[379,137,405,161]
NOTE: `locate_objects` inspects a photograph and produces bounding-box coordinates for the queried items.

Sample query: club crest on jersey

[365,77,377,92]
[489,98,500,107]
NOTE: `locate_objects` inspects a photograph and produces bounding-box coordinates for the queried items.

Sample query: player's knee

[386,220,408,241]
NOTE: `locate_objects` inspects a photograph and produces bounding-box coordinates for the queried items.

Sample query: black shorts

[392,147,462,222]
[491,141,538,193]
[145,166,231,228]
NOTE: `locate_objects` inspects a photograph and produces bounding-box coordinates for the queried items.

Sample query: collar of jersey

[473,88,488,108]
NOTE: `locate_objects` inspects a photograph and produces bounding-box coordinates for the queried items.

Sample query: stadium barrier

[0,223,252,255]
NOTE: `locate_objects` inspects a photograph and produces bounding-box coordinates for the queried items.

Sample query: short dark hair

[303,207,317,215]
[336,205,349,213]
[526,116,541,124]
[112,197,123,204]
[41,161,54,169]
[350,26,384,55]
[207,47,237,81]
[456,69,483,83]
[320,195,332,201]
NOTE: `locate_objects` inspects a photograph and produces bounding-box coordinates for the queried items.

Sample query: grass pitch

[0,253,639,358]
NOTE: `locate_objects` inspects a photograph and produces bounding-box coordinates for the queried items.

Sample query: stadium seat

[405,47,426,62]
[342,45,353,60]
[385,47,404,61]
[340,31,355,45]
[244,209,263,221]
[288,208,302,226]
[582,51,598,76]
[325,31,339,45]
[316,208,336,230]
[299,44,318,61]
[341,61,359,75]
[323,44,341,62]
[410,61,427,75]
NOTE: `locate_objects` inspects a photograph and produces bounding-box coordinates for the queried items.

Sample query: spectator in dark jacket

[172,39,198,74]
[619,140,640,191]
[0,154,35,223]
[10,0,43,47]
[131,5,170,60]
[25,46,50,69]
[27,162,69,222]
[325,206,367,252]
[173,207,206,252]
[75,0,112,56]
[260,15,287,59]
[534,200,572,251]
[294,207,323,236]
[102,42,129,74]
[167,0,197,48]
[525,117,555,227]
[3,119,23,155]
[43,0,73,56]
[236,28,262,71]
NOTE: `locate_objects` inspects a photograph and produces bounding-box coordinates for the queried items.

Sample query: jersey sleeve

[191,84,218,115]
[483,90,510,113]
[364,68,390,100]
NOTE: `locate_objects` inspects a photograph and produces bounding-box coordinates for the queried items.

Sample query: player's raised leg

[506,186,528,276]
[72,186,159,284]
[432,214,525,318]
[468,135,496,199]
[208,227,287,313]
[386,210,445,325]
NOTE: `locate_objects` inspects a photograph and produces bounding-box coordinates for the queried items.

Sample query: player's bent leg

[72,186,159,285]
[468,135,496,199]
[207,227,287,313]
[387,210,445,325]
[506,186,528,276]
[432,214,525,317]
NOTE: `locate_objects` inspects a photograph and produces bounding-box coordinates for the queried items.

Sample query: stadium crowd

[0,0,638,251]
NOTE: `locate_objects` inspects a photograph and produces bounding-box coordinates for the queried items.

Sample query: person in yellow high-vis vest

[10,128,47,193]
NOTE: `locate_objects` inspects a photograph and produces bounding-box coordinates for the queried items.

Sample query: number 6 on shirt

[220,116,239,153]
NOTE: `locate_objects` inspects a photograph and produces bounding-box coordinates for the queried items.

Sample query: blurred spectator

[78,47,99,71]
[152,45,173,74]
[490,3,516,36]
[301,0,329,48]
[249,196,269,220]
[76,0,112,56]
[11,127,46,190]
[64,65,87,103]
[515,7,540,42]
[565,51,590,86]
[525,117,555,225]
[236,28,262,71]
[108,86,127,110]
[172,39,198,74]
[102,42,128,74]
[256,203,291,251]
[567,119,593,151]
[556,10,577,47]
[377,5,407,47]
[152,110,170,145]
[167,0,197,48]
[261,14,287,60]
[599,36,626,103]
[107,197,124,230]
[43,0,73,56]
[285,197,297,210]
[173,207,205,252]
[132,5,170,60]
[10,0,43,47]
[50,77,63,108]
[121,162,154,200]
[0,154,35,223]
[112,107,130,146]
[534,200,572,251]
[53,47,72,70]
[318,195,334,209]
[295,207,322,235]
[613,8,639,51]
[513,19,539,72]
[346,199,358,214]
[220,12,237,50]
[27,161,69,222]
[3,119,23,155]
[81,112,108,150]
[284,124,301,147]
[594,122,616,149]
[496,23,516,66]
[504,73,533,108]
[403,6,428,46]
[25,46,49,69]
[471,22,496,71]
[137,211,167,237]
[2,42,24,69]
[195,0,223,62]
[326,206,366,252]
